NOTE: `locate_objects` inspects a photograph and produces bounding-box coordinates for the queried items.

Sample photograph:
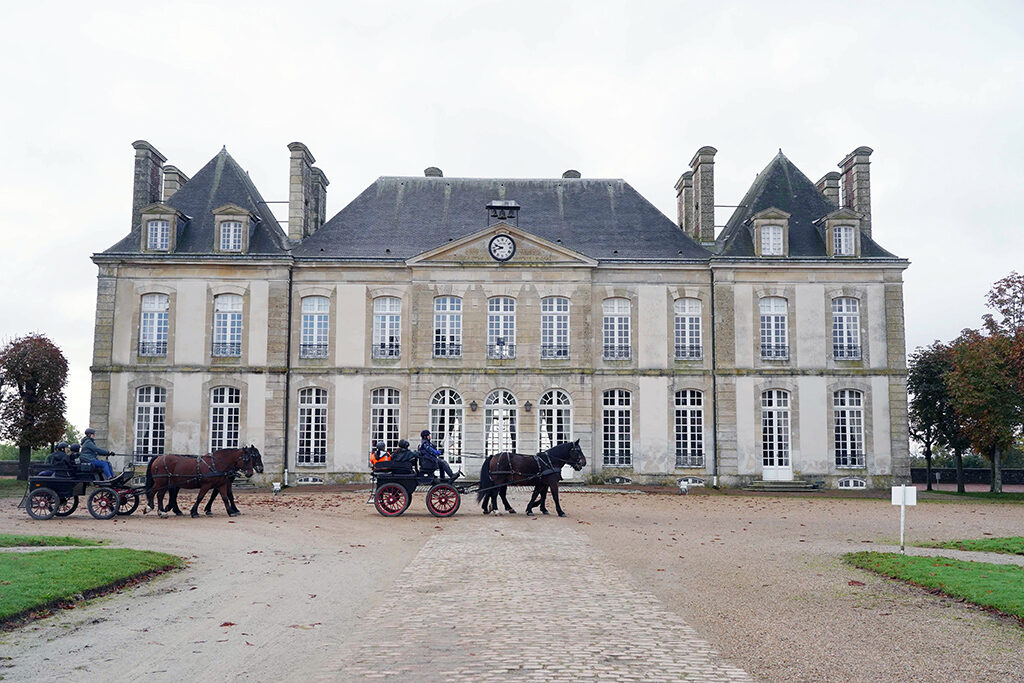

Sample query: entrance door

[761,389,793,481]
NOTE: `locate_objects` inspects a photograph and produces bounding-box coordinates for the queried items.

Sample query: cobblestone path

[322,519,753,682]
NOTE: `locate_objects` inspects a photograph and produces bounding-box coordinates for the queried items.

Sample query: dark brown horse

[477,440,586,517]
[144,446,263,518]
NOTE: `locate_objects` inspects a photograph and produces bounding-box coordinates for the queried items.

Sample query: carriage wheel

[117,489,140,516]
[426,483,461,518]
[55,495,79,517]
[374,483,410,517]
[27,488,58,520]
[87,487,119,520]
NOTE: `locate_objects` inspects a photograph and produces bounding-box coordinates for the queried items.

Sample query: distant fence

[911,467,1024,485]
[0,461,17,476]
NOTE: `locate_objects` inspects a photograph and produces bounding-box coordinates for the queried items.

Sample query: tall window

[372,297,401,358]
[430,389,464,467]
[834,390,865,467]
[602,298,631,359]
[674,390,704,468]
[134,386,166,462]
[833,225,855,256]
[213,294,243,357]
[541,297,570,359]
[487,297,516,359]
[759,297,788,359]
[761,225,783,255]
[139,293,169,356]
[147,220,169,251]
[297,387,327,465]
[602,389,632,466]
[673,298,702,360]
[832,297,861,359]
[761,390,791,469]
[485,389,517,456]
[300,296,330,359]
[370,388,400,451]
[210,386,241,451]
[220,221,243,251]
[433,297,462,357]
[539,389,572,451]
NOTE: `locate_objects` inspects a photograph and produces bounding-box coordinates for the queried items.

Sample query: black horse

[476,440,586,517]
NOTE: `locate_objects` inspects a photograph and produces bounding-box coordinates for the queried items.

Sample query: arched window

[300,296,330,358]
[372,297,401,358]
[430,389,464,466]
[147,219,169,251]
[541,297,570,359]
[213,294,243,357]
[759,297,788,359]
[834,389,865,467]
[134,386,166,461]
[210,386,241,451]
[539,389,572,451]
[433,297,462,357]
[487,297,516,359]
[674,390,704,468]
[297,387,327,465]
[602,389,632,466]
[370,388,401,451]
[673,298,702,360]
[761,390,790,470]
[139,293,169,356]
[485,389,517,456]
[602,298,631,359]
[832,298,861,360]
[220,220,243,251]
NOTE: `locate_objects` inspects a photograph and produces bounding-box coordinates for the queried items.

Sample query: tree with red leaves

[0,334,69,480]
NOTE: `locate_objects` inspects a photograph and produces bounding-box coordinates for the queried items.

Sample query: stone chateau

[90,141,909,487]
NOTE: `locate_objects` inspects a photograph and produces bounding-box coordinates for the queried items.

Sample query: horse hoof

[191,512,199,518]
[542,510,550,515]
[205,511,213,516]
[558,512,567,517]
[229,512,240,517]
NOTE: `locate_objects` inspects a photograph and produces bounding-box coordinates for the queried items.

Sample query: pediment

[407,223,597,267]
[212,203,255,218]
[814,207,863,224]
[140,202,185,217]
[750,207,791,222]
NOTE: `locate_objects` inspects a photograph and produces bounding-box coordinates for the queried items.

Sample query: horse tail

[144,457,156,507]
[476,455,493,503]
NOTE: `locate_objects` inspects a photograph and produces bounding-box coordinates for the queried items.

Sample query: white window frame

[300,296,330,359]
[833,225,855,256]
[761,390,791,469]
[674,390,704,468]
[430,389,464,467]
[370,388,401,452]
[484,389,517,456]
[602,389,632,466]
[433,297,463,358]
[297,387,327,466]
[139,293,169,357]
[539,389,572,451]
[134,385,166,461]
[210,386,241,452]
[834,389,865,467]
[602,298,631,360]
[487,297,516,359]
[372,297,401,359]
[541,297,570,359]
[832,297,861,360]
[213,294,243,357]
[759,297,788,360]
[220,220,243,252]
[761,224,783,255]
[147,219,170,251]
[673,298,702,360]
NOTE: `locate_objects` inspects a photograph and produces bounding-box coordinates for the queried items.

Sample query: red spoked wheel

[374,483,410,517]
[87,487,119,520]
[56,495,80,517]
[27,487,59,520]
[426,483,461,518]
[117,489,140,515]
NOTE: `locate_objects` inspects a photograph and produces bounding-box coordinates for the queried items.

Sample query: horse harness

[490,451,562,482]
[150,452,246,485]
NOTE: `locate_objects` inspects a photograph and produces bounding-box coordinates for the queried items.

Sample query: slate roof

[292,177,710,261]
[715,152,900,259]
[103,148,289,256]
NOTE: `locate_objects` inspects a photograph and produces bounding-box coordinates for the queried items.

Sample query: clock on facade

[488,234,516,262]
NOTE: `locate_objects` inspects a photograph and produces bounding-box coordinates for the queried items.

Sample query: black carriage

[371,462,462,518]
[21,462,142,521]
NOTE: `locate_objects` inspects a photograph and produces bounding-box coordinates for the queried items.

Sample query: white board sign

[891,485,917,506]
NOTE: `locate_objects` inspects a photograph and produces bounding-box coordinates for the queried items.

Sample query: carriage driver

[418,429,462,482]
[80,428,115,479]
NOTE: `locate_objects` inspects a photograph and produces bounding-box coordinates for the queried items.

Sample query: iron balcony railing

[760,344,789,360]
[300,343,329,359]
[212,342,242,357]
[674,344,703,360]
[433,342,462,358]
[487,341,516,359]
[371,342,401,359]
[833,344,862,360]
[138,341,167,356]
[675,453,705,468]
[603,344,632,360]
[541,343,570,359]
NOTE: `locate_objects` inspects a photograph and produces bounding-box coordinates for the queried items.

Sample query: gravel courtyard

[1,487,1022,682]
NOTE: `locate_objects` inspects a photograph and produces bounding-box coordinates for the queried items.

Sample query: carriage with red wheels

[371,463,462,517]
[20,462,142,520]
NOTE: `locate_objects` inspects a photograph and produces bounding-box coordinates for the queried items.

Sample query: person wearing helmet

[369,440,391,468]
[48,442,73,469]
[385,438,416,474]
[418,429,461,482]
[80,428,115,479]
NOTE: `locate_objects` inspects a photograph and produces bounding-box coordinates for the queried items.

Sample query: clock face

[488,234,516,262]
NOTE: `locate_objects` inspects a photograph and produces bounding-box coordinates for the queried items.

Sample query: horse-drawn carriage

[21,462,142,520]
[371,463,462,517]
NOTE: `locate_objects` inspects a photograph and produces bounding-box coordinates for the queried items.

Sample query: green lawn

[846,551,1024,620]
[0,548,182,621]
[931,491,1024,503]
[0,477,26,497]
[916,537,1024,556]
[0,534,104,548]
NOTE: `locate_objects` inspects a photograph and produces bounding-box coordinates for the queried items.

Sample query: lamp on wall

[524,400,532,412]
[469,400,478,411]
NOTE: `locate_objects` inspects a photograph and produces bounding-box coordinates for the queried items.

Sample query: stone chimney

[674,170,694,238]
[690,146,717,243]
[815,171,841,208]
[311,167,329,232]
[287,142,315,241]
[131,140,166,230]
[839,146,873,238]
[162,165,189,200]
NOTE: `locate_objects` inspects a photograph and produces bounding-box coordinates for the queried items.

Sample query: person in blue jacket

[80,427,115,479]
[418,429,461,482]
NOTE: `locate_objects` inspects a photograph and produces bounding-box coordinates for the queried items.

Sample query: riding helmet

[69,444,81,453]
[398,439,410,449]
[56,441,69,450]
[85,428,96,436]
[420,429,430,438]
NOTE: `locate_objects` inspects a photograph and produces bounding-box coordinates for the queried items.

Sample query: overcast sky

[1,1,1022,432]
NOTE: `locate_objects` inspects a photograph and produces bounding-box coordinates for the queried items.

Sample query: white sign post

[891,484,917,554]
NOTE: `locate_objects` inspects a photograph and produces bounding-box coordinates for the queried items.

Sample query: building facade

[90,141,909,488]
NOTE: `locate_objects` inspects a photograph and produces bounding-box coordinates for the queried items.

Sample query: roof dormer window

[147,220,170,251]
[220,221,243,252]
[761,225,783,256]
[833,225,855,256]
[751,207,790,258]
[212,204,254,254]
